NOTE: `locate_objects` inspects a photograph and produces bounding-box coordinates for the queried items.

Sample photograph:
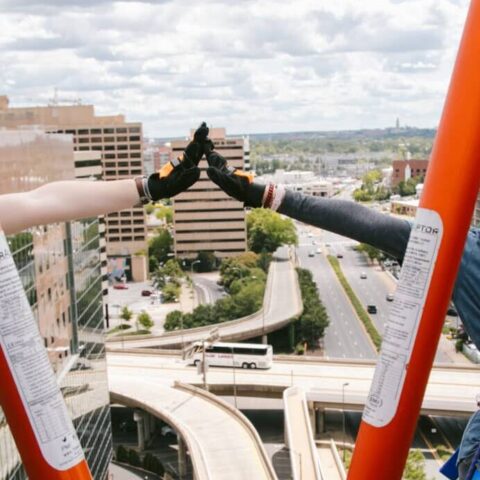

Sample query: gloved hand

[184,121,210,166]
[142,122,208,201]
[205,150,266,207]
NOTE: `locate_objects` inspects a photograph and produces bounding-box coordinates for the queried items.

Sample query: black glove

[143,123,208,200]
[183,122,209,166]
[146,160,200,200]
[205,150,265,207]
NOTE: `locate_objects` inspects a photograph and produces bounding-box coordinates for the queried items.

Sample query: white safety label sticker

[0,232,85,470]
[363,208,443,427]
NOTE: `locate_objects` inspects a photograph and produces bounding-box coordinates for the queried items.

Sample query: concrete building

[171,128,247,259]
[390,198,419,217]
[143,142,172,176]
[0,95,147,281]
[0,130,112,480]
[391,159,429,187]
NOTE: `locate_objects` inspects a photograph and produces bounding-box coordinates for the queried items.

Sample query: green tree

[220,252,260,290]
[116,445,128,463]
[119,306,133,324]
[196,251,217,272]
[137,310,154,331]
[247,209,297,253]
[164,310,184,331]
[144,203,155,215]
[295,269,329,348]
[162,282,180,303]
[163,258,184,278]
[402,450,427,480]
[127,449,141,467]
[355,243,382,262]
[148,228,173,265]
[155,204,173,224]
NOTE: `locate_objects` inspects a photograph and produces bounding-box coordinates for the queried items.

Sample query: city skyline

[0,0,470,137]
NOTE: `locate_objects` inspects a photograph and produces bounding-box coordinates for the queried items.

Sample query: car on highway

[308,251,315,257]
[113,283,128,290]
[316,248,322,254]
[386,293,395,302]
[141,289,152,296]
[336,253,343,258]
[367,305,377,314]
[360,272,367,279]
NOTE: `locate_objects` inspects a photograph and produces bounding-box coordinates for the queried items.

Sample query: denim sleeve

[452,229,480,350]
[458,410,480,464]
[277,190,412,261]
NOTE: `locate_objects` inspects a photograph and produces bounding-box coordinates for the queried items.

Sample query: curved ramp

[109,374,277,480]
[107,248,302,349]
[284,386,323,480]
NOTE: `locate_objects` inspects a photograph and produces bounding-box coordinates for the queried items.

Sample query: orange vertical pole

[348,1,480,479]
[0,229,92,480]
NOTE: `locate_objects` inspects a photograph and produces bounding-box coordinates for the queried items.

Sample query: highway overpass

[108,351,480,418]
[109,375,277,480]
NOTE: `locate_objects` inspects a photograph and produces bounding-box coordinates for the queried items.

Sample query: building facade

[0,130,112,480]
[391,159,429,187]
[171,128,247,259]
[0,95,147,281]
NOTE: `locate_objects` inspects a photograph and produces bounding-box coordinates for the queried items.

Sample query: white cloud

[0,0,470,136]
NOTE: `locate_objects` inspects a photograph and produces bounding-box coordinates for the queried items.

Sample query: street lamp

[342,382,349,463]
[201,328,220,392]
[190,259,201,299]
[229,345,238,408]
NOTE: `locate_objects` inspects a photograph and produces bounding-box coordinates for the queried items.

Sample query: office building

[391,159,429,187]
[171,128,247,259]
[0,95,147,281]
[0,130,112,480]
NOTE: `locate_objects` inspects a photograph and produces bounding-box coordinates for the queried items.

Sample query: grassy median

[327,255,382,350]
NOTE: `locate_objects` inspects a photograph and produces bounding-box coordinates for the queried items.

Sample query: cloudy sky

[0,0,470,137]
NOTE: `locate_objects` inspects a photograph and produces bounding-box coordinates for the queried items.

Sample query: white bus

[190,342,273,370]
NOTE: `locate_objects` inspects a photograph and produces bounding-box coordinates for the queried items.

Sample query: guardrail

[174,382,278,480]
[329,439,347,480]
[283,386,323,480]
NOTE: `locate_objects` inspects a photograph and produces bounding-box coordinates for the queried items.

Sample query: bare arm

[0,179,139,235]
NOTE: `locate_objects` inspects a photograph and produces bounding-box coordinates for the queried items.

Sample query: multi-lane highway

[296,232,376,360]
[296,225,456,364]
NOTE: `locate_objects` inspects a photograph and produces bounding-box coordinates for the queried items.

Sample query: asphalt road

[193,274,225,305]
[296,226,376,360]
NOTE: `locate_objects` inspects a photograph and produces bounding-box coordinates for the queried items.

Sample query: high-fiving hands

[144,122,284,210]
[141,122,209,201]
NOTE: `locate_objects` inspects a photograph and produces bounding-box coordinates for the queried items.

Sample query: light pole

[229,346,238,408]
[201,328,220,392]
[342,382,349,463]
[190,259,201,300]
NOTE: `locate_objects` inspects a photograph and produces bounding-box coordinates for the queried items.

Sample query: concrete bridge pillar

[315,406,326,434]
[177,434,187,479]
[133,410,145,451]
[144,412,151,443]
[150,413,156,433]
[262,334,268,345]
[308,401,317,438]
